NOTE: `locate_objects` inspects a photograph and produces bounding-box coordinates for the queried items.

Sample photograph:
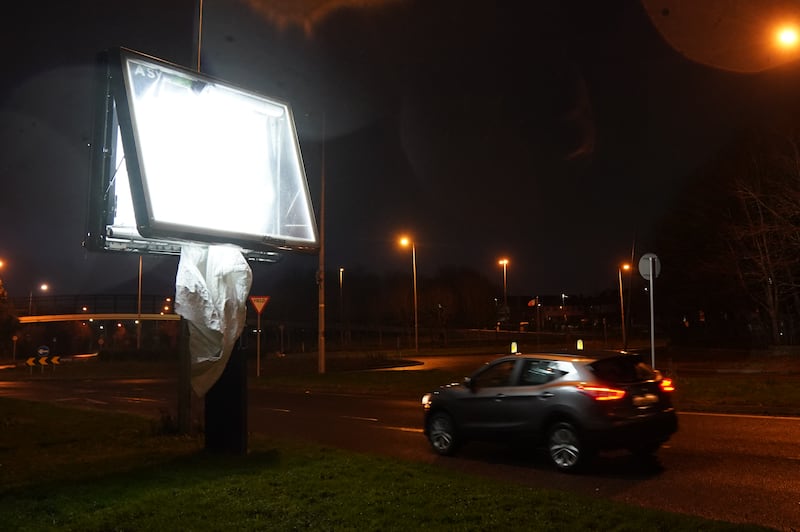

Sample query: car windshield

[589,355,656,384]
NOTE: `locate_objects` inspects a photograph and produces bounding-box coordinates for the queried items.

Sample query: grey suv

[421,351,678,472]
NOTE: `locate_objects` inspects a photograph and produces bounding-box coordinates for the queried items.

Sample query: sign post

[37,345,49,374]
[249,296,270,377]
[638,253,661,368]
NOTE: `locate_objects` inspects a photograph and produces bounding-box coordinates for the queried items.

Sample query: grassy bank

[0,398,771,531]
[250,346,800,417]
[5,344,800,416]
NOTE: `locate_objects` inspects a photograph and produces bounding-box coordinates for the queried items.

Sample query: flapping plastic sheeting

[175,244,253,396]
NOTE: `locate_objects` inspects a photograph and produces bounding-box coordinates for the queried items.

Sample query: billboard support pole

[318,114,326,374]
[177,318,192,435]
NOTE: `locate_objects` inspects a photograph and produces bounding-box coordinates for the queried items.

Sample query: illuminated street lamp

[28,283,49,315]
[399,236,419,352]
[776,25,799,49]
[618,263,631,349]
[498,258,509,307]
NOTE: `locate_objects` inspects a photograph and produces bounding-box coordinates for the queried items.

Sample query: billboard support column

[204,340,247,455]
[177,318,192,435]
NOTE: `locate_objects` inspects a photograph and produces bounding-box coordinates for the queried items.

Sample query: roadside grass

[674,372,800,415]
[6,345,800,416]
[253,350,800,417]
[0,398,770,532]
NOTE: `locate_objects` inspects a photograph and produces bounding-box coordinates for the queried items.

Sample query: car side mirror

[463,376,474,390]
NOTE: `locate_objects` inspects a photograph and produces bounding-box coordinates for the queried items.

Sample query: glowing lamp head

[777,26,799,48]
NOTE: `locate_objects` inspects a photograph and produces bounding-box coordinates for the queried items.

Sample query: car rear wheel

[547,421,590,472]
[427,412,459,456]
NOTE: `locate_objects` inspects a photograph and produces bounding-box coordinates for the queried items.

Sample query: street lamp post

[618,263,631,349]
[339,267,344,346]
[28,283,49,315]
[498,258,509,307]
[137,255,143,349]
[399,236,419,352]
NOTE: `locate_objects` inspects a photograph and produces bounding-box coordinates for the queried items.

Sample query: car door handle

[537,392,554,399]
[494,394,506,402]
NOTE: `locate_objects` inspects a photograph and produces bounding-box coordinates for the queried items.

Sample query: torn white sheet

[175,244,252,396]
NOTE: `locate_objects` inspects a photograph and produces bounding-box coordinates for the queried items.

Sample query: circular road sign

[639,253,661,280]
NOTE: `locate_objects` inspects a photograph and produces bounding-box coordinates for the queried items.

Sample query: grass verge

[0,398,771,531]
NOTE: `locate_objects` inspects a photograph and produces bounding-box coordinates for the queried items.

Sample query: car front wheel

[547,421,590,472]
[427,412,459,456]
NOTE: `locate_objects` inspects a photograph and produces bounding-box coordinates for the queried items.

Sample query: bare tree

[722,130,800,344]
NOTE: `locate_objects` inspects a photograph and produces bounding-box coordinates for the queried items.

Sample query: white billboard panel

[86,48,318,260]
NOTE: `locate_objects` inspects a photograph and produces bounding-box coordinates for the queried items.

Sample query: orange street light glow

[776,26,799,48]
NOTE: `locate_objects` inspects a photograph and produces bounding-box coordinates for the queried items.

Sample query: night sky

[2,0,800,302]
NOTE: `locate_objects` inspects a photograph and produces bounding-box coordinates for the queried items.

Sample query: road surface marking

[340,415,379,422]
[679,411,800,421]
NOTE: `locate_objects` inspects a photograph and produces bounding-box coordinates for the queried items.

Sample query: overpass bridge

[19,313,180,324]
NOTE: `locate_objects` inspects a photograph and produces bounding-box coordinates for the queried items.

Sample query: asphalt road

[2,376,799,530]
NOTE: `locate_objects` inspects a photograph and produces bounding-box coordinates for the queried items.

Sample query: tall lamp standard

[0,259,5,306]
[498,258,509,308]
[338,267,345,346]
[28,283,49,315]
[618,263,631,349]
[399,236,419,352]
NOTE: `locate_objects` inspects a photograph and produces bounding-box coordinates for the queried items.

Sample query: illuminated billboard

[86,47,318,260]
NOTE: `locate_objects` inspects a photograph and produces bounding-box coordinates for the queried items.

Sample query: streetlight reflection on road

[398,236,418,352]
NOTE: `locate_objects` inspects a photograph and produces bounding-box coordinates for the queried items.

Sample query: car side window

[473,360,517,388]
[518,359,568,385]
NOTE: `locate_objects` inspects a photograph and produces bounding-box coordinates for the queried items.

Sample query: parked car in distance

[421,350,678,472]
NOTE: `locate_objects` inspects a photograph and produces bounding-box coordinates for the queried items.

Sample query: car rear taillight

[660,377,675,392]
[578,384,626,401]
